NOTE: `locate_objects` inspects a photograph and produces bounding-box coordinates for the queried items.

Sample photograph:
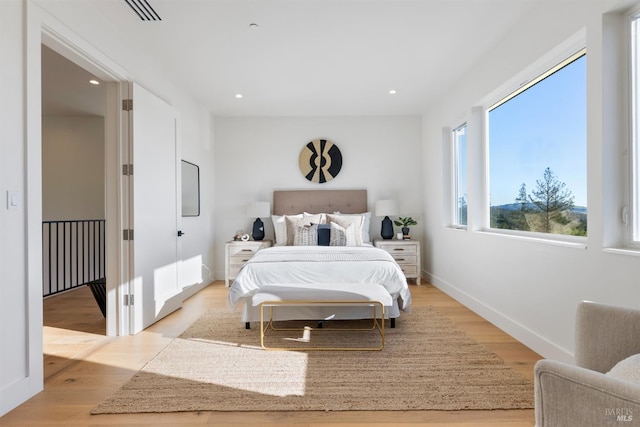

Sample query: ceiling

[40,0,541,117]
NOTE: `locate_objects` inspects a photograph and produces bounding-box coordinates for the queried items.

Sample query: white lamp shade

[247,201,270,218]
[375,199,398,217]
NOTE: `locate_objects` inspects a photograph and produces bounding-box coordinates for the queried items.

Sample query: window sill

[477,229,587,250]
[603,247,640,257]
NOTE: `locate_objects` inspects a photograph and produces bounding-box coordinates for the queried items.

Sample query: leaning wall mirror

[181,160,200,217]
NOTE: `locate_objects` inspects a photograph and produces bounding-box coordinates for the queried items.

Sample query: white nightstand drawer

[228,265,244,278]
[385,245,417,255]
[225,240,272,286]
[227,243,264,256]
[390,254,417,265]
[374,239,421,285]
[398,265,417,276]
[229,254,254,266]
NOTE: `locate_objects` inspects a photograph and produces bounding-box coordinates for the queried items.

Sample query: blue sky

[488,55,587,207]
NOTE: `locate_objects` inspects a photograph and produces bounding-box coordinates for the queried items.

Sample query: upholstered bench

[250,283,393,351]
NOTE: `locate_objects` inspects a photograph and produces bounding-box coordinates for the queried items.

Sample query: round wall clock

[299,139,342,183]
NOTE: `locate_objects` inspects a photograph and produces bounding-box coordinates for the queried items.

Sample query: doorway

[39,28,131,338]
[40,44,109,374]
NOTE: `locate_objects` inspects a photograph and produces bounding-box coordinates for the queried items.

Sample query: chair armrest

[575,301,640,372]
[535,359,640,427]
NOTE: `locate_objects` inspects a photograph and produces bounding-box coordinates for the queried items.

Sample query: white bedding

[228,246,411,321]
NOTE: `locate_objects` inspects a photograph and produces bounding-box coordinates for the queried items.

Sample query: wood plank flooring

[0,281,542,426]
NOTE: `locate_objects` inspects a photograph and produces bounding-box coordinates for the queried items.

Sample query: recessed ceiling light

[235,93,243,99]
[89,79,100,85]
[388,89,397,95]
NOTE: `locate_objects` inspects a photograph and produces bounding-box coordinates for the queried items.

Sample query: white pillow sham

[332,212,371,243]
[271,214,303,245]
[285,214,324,246]
[329,221,357,246]
[326,214,365,246]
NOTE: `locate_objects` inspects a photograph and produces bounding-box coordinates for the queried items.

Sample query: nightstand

[374,239,421,285]
[225,240,272,287]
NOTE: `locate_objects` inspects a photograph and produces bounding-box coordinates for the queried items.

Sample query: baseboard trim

[424,270,573,363]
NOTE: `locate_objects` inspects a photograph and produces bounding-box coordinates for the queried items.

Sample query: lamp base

[381,216,394,239]
[252,218,265,241]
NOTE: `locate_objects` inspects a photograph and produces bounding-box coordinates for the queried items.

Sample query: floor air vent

[125,0,161,21]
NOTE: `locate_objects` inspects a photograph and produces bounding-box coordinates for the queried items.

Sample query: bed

[227,189,412,325]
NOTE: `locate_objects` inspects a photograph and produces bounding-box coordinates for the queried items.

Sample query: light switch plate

[7,191,20,210]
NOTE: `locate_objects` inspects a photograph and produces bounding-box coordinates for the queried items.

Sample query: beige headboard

[273,190,367,215]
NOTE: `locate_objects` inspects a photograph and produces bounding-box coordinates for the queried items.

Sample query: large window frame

[630,11,640,246]
[483,48,587,243]
[452,123,468,228]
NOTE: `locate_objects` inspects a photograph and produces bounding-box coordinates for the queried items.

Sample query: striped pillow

[293,224,319,246]
[329,222,357,246]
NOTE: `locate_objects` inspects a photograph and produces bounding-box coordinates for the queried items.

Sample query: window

[631,14,640,244]
[452,124,468,226]
[487,50,587,237]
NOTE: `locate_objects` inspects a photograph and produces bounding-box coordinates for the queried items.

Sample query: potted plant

[394,217,417,237]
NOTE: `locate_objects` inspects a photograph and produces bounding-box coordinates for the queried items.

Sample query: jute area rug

[92,306,534,414]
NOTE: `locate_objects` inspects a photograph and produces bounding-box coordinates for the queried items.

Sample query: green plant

[394,217,417,228]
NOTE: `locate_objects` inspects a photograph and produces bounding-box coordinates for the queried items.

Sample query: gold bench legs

[259,300,386,351]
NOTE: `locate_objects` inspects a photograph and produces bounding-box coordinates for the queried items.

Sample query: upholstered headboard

[273,190,367,215]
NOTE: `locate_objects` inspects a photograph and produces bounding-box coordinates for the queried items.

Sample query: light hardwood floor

[0,281,542,427]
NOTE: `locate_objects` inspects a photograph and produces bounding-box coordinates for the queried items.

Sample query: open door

[125,83,181,333]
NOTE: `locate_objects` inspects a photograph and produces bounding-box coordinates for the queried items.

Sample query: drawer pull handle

[393,248,405,251]
[396,258,405,261]
[241,249,253,252]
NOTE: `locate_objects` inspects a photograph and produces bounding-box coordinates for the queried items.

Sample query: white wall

[0,0,35,416]
[422,0,640,362]
[0,1,216,415]
[213,116,424,279]
[42,116,105,220]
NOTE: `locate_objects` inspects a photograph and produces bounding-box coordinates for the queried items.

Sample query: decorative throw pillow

[271,214,303,245]
[316,223,331,246]
[606,353,640,384]
[285,214,323,246]
[326,214,364,246]
[304,212,327,224]
[329,221,357,246]
[333,212,371,243]
[293,224,318,246]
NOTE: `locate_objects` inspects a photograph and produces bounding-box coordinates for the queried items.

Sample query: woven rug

[92,307,534,414]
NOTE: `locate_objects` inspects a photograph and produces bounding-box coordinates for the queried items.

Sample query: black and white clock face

[299,139,342,183]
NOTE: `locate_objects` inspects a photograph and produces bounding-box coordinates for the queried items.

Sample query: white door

[128,83,181,333]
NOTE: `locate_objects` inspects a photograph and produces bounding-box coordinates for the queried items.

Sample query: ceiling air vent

[125,0,161,21]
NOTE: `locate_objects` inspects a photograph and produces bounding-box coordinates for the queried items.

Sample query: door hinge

[122,164,133,176]
[122,99,133,111]
[123,229,134,240]
[124,294,134,306]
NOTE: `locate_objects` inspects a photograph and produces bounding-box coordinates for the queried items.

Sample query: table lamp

[247,202,270,241]
[375,199,398,240]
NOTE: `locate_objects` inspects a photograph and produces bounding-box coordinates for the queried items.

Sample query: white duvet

[228,246,411,320]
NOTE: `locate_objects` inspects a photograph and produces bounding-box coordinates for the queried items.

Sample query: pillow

[271,214,303,245]
[606,353,640,384]
[326,214,364,246]
[333,212,371,243]
[285,214,323,246]
[293,224,318,246]
[304,212,327,224]
[317,223,331,246]
[329,221,357,246]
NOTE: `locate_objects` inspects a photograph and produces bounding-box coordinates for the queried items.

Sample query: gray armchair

[534,301,640,426]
